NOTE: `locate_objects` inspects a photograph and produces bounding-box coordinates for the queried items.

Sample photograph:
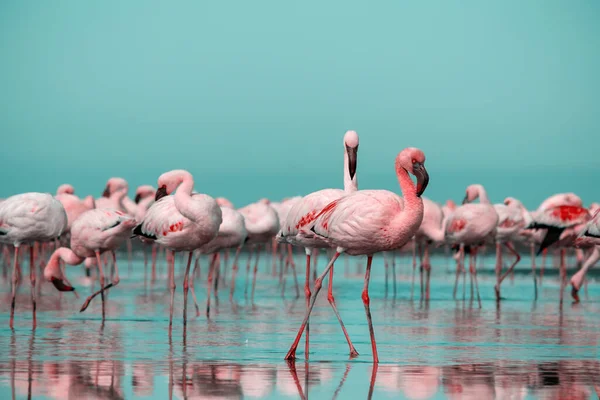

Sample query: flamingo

[284,147,429,363]
[192,205,248,317]
[132,169,222,328]
[527,204,591,302]
[237,199,280,301]
[55,184,96,233]
[492,200,525,300]
[570,209,600,302]
[414,197,445,300]
[445,184,498,306]
[0,193,68,328]
[216,197,235,209]
[277,130,359,358]
[133,185,157,281]
[271,196,302,290]
[49,208,136,318]
[95,177,136,214]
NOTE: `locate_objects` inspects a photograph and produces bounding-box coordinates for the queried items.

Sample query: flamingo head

[103,177,129,198]
[397,147,428,197]
[56,184,75,196]
[44,254,74,292]
[463,184,484,204]
[216,197,235,208]
[156,170,192,201]
[344,130,359,180]
[134,185,156,204]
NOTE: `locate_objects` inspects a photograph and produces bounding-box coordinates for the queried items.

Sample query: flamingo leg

[461,245,467,301]
[288,244,300,298]
[411,237,416,299]
[271,239,278,277]
[540,248,547,284]
[303,250,311,359]
[328,262,359,357]
[529,243,537,300]
[189,252,201,317]
[284,252,341,360]
[244,247,254,297]
[29,245,37,329]
[213,253,221,298]
[169,250,176,330]
[9,245,20,329]
[497,243,521,285]
[151,244,157,283]
[362,255,379,363]
[494,242,503,300]
[251,245,261,302]
[80,251,107,319]
[229,246,242,302]
[383,252,389,298]
[222,249,230,287]
[391,251,397,298]
[470,248,482,308]
[559,248,566,304]
[452,247,461,300]
[206,253,217,318]
[182,251,193,325]
[417,242,424,300]
[423,243,431,300]
[312,248,318,282]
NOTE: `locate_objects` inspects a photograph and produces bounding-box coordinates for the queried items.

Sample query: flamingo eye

[412,159,417,164]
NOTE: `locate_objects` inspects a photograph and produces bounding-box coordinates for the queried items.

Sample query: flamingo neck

[475,185,490,204]
[174,172,197,221]
[572,247,600,289]
[391,165,424,244]
[343,150,358,193]
[44,247,84,280]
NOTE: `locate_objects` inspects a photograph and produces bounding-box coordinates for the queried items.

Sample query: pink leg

[271,239,278,277]
[411,236,417,299]
[29,246,37,329]
[287,244,300,298]
[222,249,230,287]
[540,248,547,283]
[303,251,311,359]
[244,247,254,297]
[80,251,120,316]
[530,243,537,300]
[362,255,379,363]
[182,252,193,325]
[189,253,201,316]
[9,246,20,329]
[559,248,566,304]
[229,246,242,302]
[213,253,221,297]
[497,243,521,288]
[328,261,359,357]
[151,244,157,283]
[312,248,318,282]
[168,250,176,330]
[494,242,503,300]
[423,243,431,300]
[285,252,341,360]
[469,248,482,308]
[251,245,261,302]
[206,253,217,317]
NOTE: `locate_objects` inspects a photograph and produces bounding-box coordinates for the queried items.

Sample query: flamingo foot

[571,287,580,303]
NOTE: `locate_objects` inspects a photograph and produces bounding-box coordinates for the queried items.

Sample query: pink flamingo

[278,130,359,358]
[238,199,280,301]
[43,208,135,312]
[570,210,600,302]
[445,184,498,306]
[193,205,248,316]
[492,200,525,300]
[284,147,429,363]
[132,170,222,328]
[527,204,591,302]
[0,193,67,328]
[415,197,445,300]
[96,178,136,214]
[55,184,96,233]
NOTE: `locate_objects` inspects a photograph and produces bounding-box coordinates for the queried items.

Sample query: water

[0,251,599,399]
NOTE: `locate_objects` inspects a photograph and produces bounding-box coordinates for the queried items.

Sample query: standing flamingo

[237,199,280,301]
[43,207,136,313]
[132,170,222,328]
[278,130,360,358]
[190,205,247,316]
[492,200,525,300]
[284,147,429,363]
[445,184,498,306]
[0,193,67,328]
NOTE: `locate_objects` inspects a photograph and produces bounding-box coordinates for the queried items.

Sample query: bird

[284,146,429,363]
[271,196,301,290]
[132,169,222,328]
[0,192,68,328]
[95,177,136,214]
[414,197,445,300]
[492,199,525,300]
[237,198,280,301]
[277,130,360,358]
[570,209,600,302]
[445,184,498,306]
[192,205,248,317]
[55,184,96,233]
[50,208,136,319]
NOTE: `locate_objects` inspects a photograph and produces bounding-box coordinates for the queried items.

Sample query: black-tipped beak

[134,193,142,204]
[346,145,358,181]
[155,186,168,201]
[51,277,74,292]
[462,195,469,205]
[414,164,429,197]
[102,185,110,198]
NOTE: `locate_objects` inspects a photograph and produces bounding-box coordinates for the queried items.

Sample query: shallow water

[0,251,599,399]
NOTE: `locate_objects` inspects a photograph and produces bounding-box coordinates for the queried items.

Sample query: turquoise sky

[1,1,598,208]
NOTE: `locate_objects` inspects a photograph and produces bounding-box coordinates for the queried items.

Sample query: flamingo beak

[413,163,429,197]
[346,145,358,180]
[571,286,580,303]
[155,185,168,201]
[102,185,110,198]
[134,193,142,204]
[51,277,74,292]
[462,195,469,205]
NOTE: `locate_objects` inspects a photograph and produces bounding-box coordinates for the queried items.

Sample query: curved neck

[343,150,358,193]
[572,247,600,289]
[44,247,84,280]
[391,165,424,243]
[475,186,490,204]
[174,172,197,220]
